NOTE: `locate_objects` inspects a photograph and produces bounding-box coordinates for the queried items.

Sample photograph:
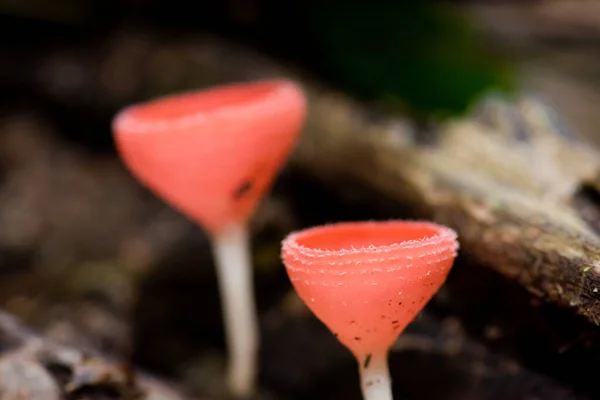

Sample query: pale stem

[358,351,393,400]
[211,223,259,397]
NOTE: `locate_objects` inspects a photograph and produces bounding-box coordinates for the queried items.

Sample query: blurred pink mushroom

[112,79,307,397]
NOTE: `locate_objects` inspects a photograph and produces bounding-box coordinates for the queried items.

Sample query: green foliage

[309,0,515,122]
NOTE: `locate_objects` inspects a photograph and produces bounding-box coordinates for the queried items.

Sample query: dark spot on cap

[350,320,356,324]
[391,320,399,324]
[398,301,403,306]
[354,337,361,341]
[233,180,253,199]
[333,333,338,337]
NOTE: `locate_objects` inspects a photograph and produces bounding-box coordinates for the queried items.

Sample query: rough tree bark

[294,88,600,324]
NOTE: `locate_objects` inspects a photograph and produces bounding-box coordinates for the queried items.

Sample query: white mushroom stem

[211,223,259,397]
[358,351,393,400]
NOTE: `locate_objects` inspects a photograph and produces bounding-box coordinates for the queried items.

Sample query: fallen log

[294,87,600,324]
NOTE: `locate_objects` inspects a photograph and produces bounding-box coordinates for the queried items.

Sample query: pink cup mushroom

[281,220,459,400]
[112,79,307,397]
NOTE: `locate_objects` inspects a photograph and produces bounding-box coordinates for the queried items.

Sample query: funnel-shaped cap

[281,221,459,357]
[112,79,307,235]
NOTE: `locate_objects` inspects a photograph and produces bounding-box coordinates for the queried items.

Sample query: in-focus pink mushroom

[281,221,459,400]
[112,79,307,397]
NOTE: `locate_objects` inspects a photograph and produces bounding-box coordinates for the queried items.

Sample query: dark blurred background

[1,1,600,399]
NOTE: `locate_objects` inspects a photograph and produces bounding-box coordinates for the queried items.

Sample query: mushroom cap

[112,79,307,235]
[281,220,459,357]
